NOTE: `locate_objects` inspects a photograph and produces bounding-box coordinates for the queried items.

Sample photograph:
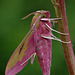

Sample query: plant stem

[51,0,75,75]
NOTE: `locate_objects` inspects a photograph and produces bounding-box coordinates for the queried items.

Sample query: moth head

[31,10,50,29]
[21,10,50,20]
[35,10,50,18]
[21,10,50,29]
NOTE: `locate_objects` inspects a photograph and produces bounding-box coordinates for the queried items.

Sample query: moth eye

[42,15,45,18]
[41,14,47,18]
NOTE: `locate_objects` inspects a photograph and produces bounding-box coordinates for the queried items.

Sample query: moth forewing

[5,29,36,75]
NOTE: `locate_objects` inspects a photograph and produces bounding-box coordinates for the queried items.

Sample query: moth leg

[51,20,58,26]
[31,23,38,32]
[45,23,69,35]
[32,15,41,30]
[41,18,61,21]
[41,18,61,27]
[31,23,36,30]
[20,53,36,66]
[51,34,71,43]
[31,53,36,64]
[41,35,71,43]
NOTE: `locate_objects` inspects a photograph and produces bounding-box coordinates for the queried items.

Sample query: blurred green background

[0,0,75,75]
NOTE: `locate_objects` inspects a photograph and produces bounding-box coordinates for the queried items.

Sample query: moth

[5,10,70,75]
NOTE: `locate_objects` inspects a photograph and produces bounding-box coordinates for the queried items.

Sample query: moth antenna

[41,35,71,43]
[45,23,68,35]
[21,12,36,20]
